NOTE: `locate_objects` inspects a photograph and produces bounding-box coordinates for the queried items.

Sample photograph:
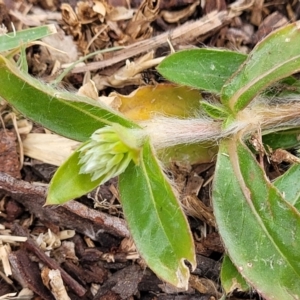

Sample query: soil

[0,1,299,299]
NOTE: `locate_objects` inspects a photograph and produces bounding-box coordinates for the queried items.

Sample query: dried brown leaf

[160,0,200,23]
[125,0,160,41]
[77,1,99,24]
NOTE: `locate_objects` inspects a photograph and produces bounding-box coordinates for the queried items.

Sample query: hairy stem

[141,100,300,149]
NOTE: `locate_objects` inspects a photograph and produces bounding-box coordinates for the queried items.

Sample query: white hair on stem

[140,95,300,150]
[140,117,222,149]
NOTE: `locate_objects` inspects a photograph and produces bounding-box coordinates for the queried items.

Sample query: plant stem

[141,100,300,149]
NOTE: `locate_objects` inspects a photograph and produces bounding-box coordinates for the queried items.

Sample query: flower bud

[78,124,143,182]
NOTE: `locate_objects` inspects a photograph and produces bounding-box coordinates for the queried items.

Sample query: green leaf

[157,49,247,94]
[263,129,300,150]
[213,138,300,299]
[0,25,56,52]
[18,44,28,73]
[273,164,300,210]
[157,141,218,166]
[200,101,229,119]
[119,139,196,288]
[0,55,139,142]
[46,145,103,205]
[221,254,250,294]
[221,21,300,113]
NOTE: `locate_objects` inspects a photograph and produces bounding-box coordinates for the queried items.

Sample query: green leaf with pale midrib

[274,164,300,210]
[262,128,300,150]
[119,139,196,288]
[157,49,247,94]
[221,254,250,294]
[46,145,103,205]
[221,21,300,113]
[0,25,56,52]
[213,139,300,299]
[200,101,229,119]
[0,55,139,142]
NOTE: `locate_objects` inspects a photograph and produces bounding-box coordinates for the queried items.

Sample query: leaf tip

[47,24,57,35]
[174,256,197,290]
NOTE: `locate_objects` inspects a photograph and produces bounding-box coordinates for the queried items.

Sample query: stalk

[141,99,300,149]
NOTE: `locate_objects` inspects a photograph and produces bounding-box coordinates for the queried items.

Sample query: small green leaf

[221,21,300,113]
[46,145,102,205]
[263,128,300,150]
[157,49,247,94]
[119,139,196,288]
[273,164,300,210]
[0,25,56,52]
[18,44,28,73]
[157,141,218,166]
[213,138,300,299]
[200,101,229,119]
[0,55,139,142]
[221,255,250,294]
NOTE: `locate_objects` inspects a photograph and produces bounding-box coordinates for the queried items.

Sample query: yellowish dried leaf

[116,84,202,121]
[23,133,80,166]
[77,79,98,100]
[107,6,134,21]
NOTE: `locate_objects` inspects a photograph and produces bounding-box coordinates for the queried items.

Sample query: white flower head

[78,124,144,182]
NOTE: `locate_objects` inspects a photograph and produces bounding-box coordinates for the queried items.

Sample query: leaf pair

[214,139,300,299]
[0,28,196,288]
[48,136,196,289]
[158,21,300,299]
[158,22,300,118]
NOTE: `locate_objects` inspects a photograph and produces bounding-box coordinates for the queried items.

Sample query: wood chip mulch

[1,0,299,299]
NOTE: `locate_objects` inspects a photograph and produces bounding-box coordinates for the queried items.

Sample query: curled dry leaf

[125,0,160,41]
[61,3,83,50]
[92,51,162,90]
[93,0,114,21]
[89,24,110,50]
[119,237,137,253]
[189,275,220,297]
[106,6,134,21]
[77,79,99,100]
[160,0,200,23]
[182,195,216,227]
[98,95,121,110]
[270,148,300,164]
[60,1,113,52]
[77,1,99,24]
[61,3,80,27]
